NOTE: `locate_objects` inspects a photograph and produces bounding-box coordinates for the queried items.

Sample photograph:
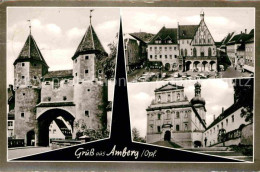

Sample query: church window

[53,79,60,89]
[167,94,171,102]
[184,111,188,118]
[85,69,89,74]
[22,63,25,67]
[85,56,89,60]
[157,126,161,133]
[158,95,161,102]
[157,114,161,120]
[232,115,234,122]
[176,125,180,131]
[63,96,67,101]
[176,112,180,118]
[85,111,89,117]
[184,123,188,131]
[21,112,24,118]
[177,93,180,100]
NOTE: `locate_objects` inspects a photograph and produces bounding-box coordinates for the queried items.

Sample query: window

[98,70,102,74]
[177,93,180,100]
[85,56,89,60]
[48,97,51,101]
[150,47,152,51]
[64,80,68,84]
[184,49,187,56]
[165,55,167,59]
[157,126,161,133]
[184,111,188,118]
[8,121,13,127]
[208,47,212,57]
[75,73,77,76]
[75,59,77,63]
[181,49,184,56]
[34,76,37,80]
[169,47,172,51]
[176,112,180,118]
[53,79,60,89]
[168,94,171,102]
[63,96,67,101]
[46,81,50,85]
[174,55,177,58]
[85,111,89,117]
[88,89,90,92]
[85,69,88,74]
[193,48,197,57]
[221,122,223,128]
[22,76,25,79]
[184,123,188,131]
[53,129,56,134]
[170,55,172,59]
[157,114,161,120]
[159,47,162,50]
[22,63,25,66]
[158,95,161,102]
[21,113,24,118]
[155,55,157,59]
[33,63,37,67]
[226,119,228,126]
[150,55,152,59]
[176,125,179,131]
[174,47,177,50]
[160,55,162,58]
[232,115,234,122]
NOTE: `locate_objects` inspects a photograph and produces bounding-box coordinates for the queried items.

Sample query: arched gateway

[36,109,75,146]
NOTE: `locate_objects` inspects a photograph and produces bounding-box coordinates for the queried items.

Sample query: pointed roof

[72,24,107,60]
[149,26,178,44]
[129,32,155,43]
[178,25,198,39]
[13,34,48,67]
[155,82,184,92]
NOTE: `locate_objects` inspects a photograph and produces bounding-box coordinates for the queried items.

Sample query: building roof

[129,32,155,43]
[206,102,243,131]
[227,32,252,45]
[72,24,107,60]
[43,70,73,79]
[14,34,48,67]
[245,37,254,43]
[149,27,178,44]
[178,25,198,39]
[155,82,184,92]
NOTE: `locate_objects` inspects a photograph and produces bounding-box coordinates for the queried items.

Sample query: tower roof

[13,34,48,67]
[72,24,107,60]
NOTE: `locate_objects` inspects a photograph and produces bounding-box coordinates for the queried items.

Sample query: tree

[102,41,117,80]
[132,127,146,143]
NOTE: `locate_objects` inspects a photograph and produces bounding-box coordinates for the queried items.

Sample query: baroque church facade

[7,16,109,146]
[146,82,207,148]
[147,11,217,72]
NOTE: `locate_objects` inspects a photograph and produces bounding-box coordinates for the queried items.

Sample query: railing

[217,128,241,143]
[8,139,25,148]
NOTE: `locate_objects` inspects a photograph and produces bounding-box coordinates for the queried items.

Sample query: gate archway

[185,61,192,71]
[164,130,171,141]
[37,109,75,146]
[26,130,35,146]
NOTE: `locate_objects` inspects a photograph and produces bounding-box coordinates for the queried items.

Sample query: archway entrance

[37,109,75,146]
[210,61,216,71]
[185,61,192,71]
[164,130,171,141]
[194,141,202,148]
[165,63,170,71]
[202,61,208,71]
[26,130,35,146]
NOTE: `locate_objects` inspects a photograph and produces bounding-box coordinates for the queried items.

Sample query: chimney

[245,29,247,34]
[222,107,224,113]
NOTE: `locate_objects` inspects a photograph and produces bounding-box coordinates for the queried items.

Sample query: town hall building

[7,14,109,146]
[147,11,217,72]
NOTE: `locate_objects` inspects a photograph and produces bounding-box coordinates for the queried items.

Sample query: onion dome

[194,81,201,87]
[191,96,205,105]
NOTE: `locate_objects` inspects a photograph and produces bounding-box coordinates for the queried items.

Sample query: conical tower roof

[72,24,107,60]
[13,34,48,67]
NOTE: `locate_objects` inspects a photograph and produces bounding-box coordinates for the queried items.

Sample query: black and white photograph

[7,7,119,160]
[122,8,254,82]
[128,78,254,162]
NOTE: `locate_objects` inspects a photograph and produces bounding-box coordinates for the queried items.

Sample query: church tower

[72,10,108,135]
[191,82,207,125]
[13,25,49,145]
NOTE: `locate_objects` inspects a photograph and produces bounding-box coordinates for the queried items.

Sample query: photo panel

[122,8,254,83]
[128,78,254,162]
[7,7,119,160]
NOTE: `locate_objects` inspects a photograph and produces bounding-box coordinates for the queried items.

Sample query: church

[7,13,109,147]
[146,82,207,148]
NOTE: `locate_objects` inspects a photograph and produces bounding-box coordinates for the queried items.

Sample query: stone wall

[241,123,253,145]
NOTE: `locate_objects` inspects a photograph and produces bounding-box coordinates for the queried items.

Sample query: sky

[7,7,120,86]
[122,8,254,41]
[128,79,235,137]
